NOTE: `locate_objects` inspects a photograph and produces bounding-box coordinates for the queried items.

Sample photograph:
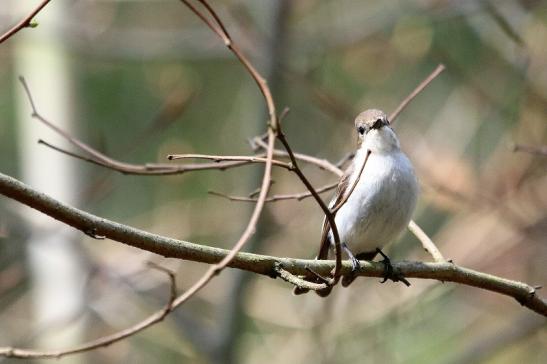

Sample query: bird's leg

[376,248,411,287]
[342,242,360,272]
[342,250,377,287]
[341,243,361,287]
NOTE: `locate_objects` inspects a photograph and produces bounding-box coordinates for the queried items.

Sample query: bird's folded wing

[316,160,353,260]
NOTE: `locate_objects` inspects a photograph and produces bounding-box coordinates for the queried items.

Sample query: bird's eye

[357,126,366,135]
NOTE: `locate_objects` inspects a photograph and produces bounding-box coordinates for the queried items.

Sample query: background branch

[513,143,547,157]
[0,0,51,44]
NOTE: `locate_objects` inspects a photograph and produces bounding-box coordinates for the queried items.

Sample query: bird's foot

[342,243,361,287]
[376,248,411,287]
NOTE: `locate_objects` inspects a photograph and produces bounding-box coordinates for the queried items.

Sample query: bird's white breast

[332,146,418,254]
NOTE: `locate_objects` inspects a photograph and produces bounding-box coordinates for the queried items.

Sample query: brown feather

[316,159,353,259]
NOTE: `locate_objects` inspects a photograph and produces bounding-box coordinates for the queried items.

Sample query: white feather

[330,126,418,254]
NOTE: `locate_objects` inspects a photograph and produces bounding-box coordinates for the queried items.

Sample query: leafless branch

[0,172,545,322]
[167,153,293,170]
[19,77,276,176]
[0,260,178,359]
[408,220,446,263]
[513,144,547,157]
[389,64,445,123]
[274,118,344,285]
[251,136,344,176]
[0,0,51,44]
[331,150,371,214]
[208,181,338,203]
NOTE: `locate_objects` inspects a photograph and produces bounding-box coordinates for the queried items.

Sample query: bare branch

[331,149,371,214]
[252,136,344,176]
[167,153,293,170]
[19,78,268,176]
[209,181,338,203]
[389,64,445,123]
[0,0,51,44]
[513,144,547,157]
[0,172,545,321]
[37,138,260,175]
[408,220,446,263]
[275,119,344,285]
[274,263,328,291]
[0,261,178,359]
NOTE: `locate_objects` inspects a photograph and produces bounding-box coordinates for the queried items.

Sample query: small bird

[295,109,419,295]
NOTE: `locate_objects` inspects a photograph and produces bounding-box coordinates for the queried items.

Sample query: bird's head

[354,109,399,153]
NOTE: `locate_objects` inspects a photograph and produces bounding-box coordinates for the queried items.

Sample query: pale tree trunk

[13,1,87,362]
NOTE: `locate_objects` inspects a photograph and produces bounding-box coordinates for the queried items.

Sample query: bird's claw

[376,248,411,287]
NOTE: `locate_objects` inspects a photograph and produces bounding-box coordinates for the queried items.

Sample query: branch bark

[0,172,545,318]
[0,0,51,44]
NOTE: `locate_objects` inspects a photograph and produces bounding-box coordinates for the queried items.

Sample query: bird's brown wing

[316,161,353,260]
[292,163,354,296]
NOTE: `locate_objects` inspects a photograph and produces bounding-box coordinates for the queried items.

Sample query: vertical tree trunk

[14,1,86,362]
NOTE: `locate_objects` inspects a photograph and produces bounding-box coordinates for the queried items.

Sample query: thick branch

[0,172,545,317]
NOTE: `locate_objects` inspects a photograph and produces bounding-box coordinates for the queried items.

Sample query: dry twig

[0,260,178,359]
[513,144,547,157]
[389,64,445,123]
[19,77,270,176]
[209,181,338,203]
[0,0,51,44]
[408,220,446,263]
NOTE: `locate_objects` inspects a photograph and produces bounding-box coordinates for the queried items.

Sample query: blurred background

[1,0,546,363]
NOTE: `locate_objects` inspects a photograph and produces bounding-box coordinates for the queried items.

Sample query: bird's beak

[371,118,387,130]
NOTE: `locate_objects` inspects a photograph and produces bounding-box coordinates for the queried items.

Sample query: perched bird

[294,109,419,295]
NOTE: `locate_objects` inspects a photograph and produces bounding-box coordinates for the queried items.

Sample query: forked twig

[19,77,275,176]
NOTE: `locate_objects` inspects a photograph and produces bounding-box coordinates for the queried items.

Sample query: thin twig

[0,171,545,321]
[37,138,259,175]
[19,78,271,176]
[274,264,328,291]
[0,260,178,359]
[209,181,338,203]
[0,0,51,44]
[331,149,371,214]
[146,262,178,312]
[252,136,344,176]
[275,120,343,285]
[167,153,292,170]
[408,220,445,263]
[513,144,547,157]
[389,64,445,123]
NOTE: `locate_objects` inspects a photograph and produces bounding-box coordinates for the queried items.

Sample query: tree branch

[0,172,545,320]
[208,181,338,203]
[389,64,445,123]
[408,220,446,263]
[0,0,51,44]
[513,143,547,157]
